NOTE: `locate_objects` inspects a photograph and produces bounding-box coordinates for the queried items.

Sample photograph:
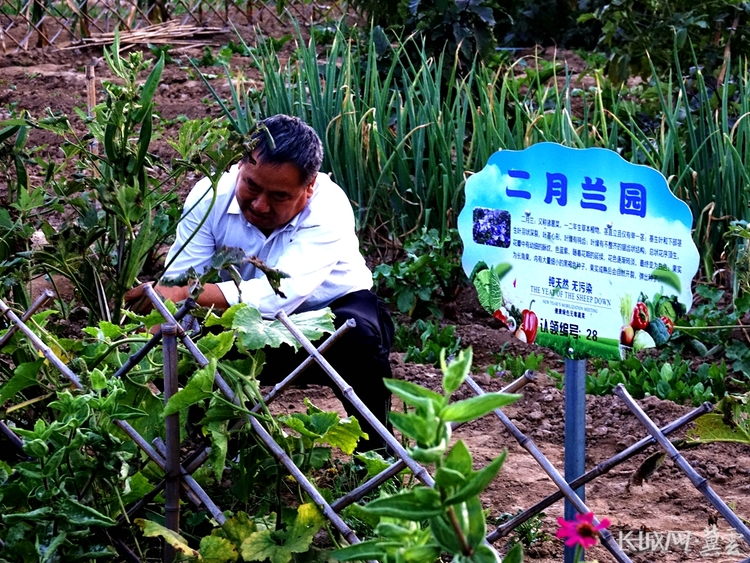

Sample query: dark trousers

[260,290,394,451]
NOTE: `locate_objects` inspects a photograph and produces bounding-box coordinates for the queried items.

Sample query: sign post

[458,143,699,552]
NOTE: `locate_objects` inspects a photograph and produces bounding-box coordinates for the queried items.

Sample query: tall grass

[232,24,750,275]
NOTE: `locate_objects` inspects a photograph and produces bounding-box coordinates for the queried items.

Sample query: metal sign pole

[564,357,587,563]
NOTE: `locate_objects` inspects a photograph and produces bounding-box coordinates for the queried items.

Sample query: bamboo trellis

[1,289,749,561]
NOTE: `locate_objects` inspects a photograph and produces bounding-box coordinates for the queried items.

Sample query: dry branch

[62,20,226,48]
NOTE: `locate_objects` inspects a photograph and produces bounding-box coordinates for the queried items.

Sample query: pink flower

[556,512,610,549]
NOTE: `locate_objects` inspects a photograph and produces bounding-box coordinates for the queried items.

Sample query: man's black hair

[244,115,323,186]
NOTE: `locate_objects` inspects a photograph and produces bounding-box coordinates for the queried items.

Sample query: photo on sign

[473,207,511,248]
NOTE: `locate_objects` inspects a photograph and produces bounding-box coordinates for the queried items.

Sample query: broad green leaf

[24,438,48,458]
[133,53,164,122]
[464,497,486,549]
[221,511,257,546]
[441,348,473,395]
[0,359,43,403]
[205,303,246,329]
[375,522,415,541]
[396,288,415,313]
[61,498,116,527]
[473,269,492,314]
[37,530,67,563]
[99,321,130,340]
[200,534,239,563]
[0,460,11,486]
[688,413,750,443]
[445,451,507,505]
[354,450,392,479]
[403,544,442,562]
[208,420,229,481]
[502,540,523,563]
[3,506,53,523]
[389,411,433,444]
[198,331,236,361]
[321,416,368,455]
[240,530,292,563]
[108,404,148,421]
[469,543,501,563]
[308,410,340,435]
[285,308,336,342]
[331,539,388,561]
[164,359,216,416]
[122,299,177,329]
[234,307,335,351]
[235,306,295,349]
[383,378,444,408]
[136,519,199,557]
[284,503,325,553]
[90,368,107,391]
[650,268,681,293]
[279,415,322,439]
[439,393,520,423]
[363,489,443,520]
[121,472,155,505]
[410,442,448,464]
[434,466,467,488]
[445,440,473,476]
[430,513,464,554]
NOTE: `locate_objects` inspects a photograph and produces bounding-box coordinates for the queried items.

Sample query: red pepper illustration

[661,316,674,335]
[520,300,539,344]
[630,302,649,331]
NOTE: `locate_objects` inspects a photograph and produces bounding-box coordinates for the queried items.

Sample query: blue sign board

[458,143,700,359]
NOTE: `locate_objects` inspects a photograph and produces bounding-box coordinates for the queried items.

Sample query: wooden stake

[86,63,98,155]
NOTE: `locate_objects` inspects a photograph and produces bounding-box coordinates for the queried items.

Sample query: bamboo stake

[465,376,633,563]
[0,289,55,349]
[121,442,212,524]
[112,299,195,379]
[613,384,750,547]
[86,63,98,155]
[140,285,371,550]
[330,371,536,512]
[0,421,24,451]
[274,309,436,488]
[119,318,356,520]
[487,401,713,540]
[0,297,224,525]
[162,323,181,563]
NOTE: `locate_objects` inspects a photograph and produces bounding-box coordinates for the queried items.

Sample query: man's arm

[124,282,229,313]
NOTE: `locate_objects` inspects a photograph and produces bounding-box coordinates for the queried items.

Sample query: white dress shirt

[163,165,373,316]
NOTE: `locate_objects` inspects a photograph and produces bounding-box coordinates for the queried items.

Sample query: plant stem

[676,324,750,331]
[447,505,472,556]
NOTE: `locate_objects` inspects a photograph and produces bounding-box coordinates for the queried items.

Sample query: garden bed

[2,41,750,563]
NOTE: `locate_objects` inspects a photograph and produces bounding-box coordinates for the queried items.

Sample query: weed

[394,319,461,365]
[486,351,544,379]
[373,228,465,318]
[496,511,550,549]
[586,355,728,405]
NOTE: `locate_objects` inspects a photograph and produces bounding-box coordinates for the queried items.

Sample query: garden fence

[1,289,750,561]
[0,0,336,52]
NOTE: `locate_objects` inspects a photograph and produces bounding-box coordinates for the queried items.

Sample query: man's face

[235,156,314,234]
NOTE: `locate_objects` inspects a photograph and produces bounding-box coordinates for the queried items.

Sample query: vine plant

[333,347,523,563]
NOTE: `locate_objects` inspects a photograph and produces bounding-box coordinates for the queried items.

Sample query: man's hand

[124,283,189,314]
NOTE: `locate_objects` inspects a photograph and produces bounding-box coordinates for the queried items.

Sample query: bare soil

[2,37,750,563]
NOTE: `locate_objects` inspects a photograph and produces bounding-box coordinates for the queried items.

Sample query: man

[126,114,394,452]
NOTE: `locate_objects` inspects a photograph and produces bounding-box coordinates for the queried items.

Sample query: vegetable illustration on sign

[459,143,700,360]
[517,302,539,344]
